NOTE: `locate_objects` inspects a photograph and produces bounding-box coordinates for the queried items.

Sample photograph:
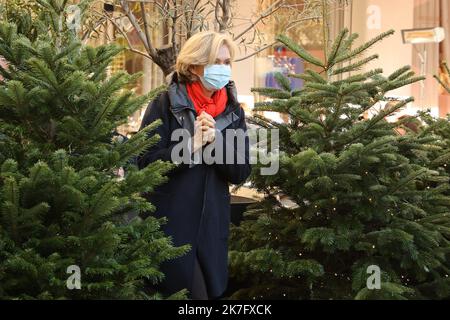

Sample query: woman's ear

[190,65,204,79]
[189,65,198,77]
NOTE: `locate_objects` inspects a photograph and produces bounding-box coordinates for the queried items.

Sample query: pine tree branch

[333,29,395,66]
[327,28,349,67]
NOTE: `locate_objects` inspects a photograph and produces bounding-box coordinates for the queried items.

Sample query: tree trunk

[152,45,179,80]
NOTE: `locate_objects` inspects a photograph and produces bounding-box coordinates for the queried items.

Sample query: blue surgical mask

[200,64,231,90]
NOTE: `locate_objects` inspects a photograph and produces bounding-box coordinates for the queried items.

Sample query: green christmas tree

[228,28,450,299]
[0,0,189,299]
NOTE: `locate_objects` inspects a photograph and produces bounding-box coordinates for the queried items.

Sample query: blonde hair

[175,31,238,83]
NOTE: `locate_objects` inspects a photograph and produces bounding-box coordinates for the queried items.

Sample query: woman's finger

[198,118,215,128]
[203,128,216,142]
[194,121,209,133]
[194,121,209,130]
[197,111,216,124]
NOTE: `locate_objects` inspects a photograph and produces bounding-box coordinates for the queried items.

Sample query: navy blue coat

[137,72,251,299]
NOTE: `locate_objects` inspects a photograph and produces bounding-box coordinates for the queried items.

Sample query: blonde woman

[137,31,251,300]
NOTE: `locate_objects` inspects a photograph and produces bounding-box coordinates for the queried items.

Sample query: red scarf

[186,81,228,118]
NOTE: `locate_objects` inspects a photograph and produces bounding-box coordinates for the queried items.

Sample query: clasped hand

[191,111,216,153]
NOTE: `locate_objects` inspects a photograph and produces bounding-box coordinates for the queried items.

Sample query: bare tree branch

[96,8,152,60]
[119,0,157,57]
[171,0,178,51]
[139,1,153,51]
[221,0,231,32]
[234,41,276,62]
[81,15,107,42]
[234,14,322,62]
[232,0,283,41]
[89,0,334,77]
[184,0,199,38]
[214,0,231,32]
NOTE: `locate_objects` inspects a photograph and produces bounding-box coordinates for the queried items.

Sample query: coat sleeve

[213,106,252,184]
[137,94,191,173]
